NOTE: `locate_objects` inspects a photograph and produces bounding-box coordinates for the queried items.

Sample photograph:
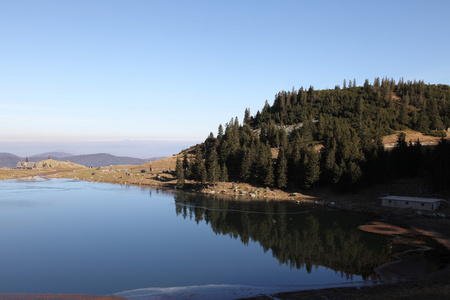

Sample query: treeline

[177,78,450,191]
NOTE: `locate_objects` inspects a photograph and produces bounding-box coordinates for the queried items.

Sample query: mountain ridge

[0,152,162,168]
[30,151,75,158]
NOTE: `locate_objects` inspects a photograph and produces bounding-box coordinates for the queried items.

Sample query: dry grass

[383,129,449,149]
[35,159,86,169]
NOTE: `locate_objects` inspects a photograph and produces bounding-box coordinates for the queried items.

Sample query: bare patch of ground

[358,221,411,235]
[383,129,449,149]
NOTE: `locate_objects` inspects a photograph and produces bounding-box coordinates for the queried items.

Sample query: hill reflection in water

[174,192,393,280]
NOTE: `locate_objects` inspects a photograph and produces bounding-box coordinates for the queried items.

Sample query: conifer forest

[177,78,450,192]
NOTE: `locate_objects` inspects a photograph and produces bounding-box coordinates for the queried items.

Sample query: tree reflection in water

[174,192,392,280]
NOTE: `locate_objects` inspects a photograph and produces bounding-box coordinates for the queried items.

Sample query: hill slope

[35,159,86,169]
[182,78,450,192]
[0,153,22,168]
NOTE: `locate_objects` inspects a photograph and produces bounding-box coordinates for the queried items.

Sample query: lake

[0,178,393,298]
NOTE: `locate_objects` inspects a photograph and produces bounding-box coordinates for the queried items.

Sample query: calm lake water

[0,178,392,296]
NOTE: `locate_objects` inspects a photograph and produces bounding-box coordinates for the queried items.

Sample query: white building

[15,162,37,169]
[380,195,442,211]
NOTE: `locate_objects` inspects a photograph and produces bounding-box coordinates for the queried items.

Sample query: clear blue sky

[1,0,449,157]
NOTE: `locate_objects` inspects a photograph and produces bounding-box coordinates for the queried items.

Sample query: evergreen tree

[303,148,320,189]
[321,139,338,184]
[206,147,220,186]
[428,99,444,130]
[391,132,409,177]
[262,148,274,186]
[340,161,363,190]
[217,124,224,141]
[399,103,410,127]
[240,146,253,182]
[244,108,251,124]
[275,148,288,189]
[193,146,207,184]
[254,142,274,186]
[182,152,192,179]
[175,157,185,189]
[220,163,228,182]
[417,109,430,132]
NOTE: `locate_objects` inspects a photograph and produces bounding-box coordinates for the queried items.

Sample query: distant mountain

[30,152,74,159]
[0,153,22,168]
[0,152,157,168]
[0,152,20,158]
[54,153,151,167]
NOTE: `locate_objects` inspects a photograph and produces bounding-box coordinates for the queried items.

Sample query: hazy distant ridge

[57,153,150,167]
[0,152,160,168]
[0,153,22,168]
[30,151,75,159]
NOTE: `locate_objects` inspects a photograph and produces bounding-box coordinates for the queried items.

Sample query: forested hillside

[178,78,450,192]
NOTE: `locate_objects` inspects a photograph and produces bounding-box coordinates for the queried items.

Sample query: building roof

[15,162,36,168]
[380,195,443,203]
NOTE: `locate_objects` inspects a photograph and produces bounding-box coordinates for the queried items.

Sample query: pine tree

[262,144,274,186]
[279,128,288,148]
[275,148,288,189]
[428,99,444,130]
[220,163,228,182]
[199,162,207,184]
[321,139,338,184]
[193,146,207,184]
[175,157,185,189]
[363,79,370,93]
[244,108,251,124]
[391,132,409,177]
[303,148,320,189]
[182,152,192,179]
[207,147,220,186]
[217,124,224,141]
[340,161,362,190]
[417,110,430,132]
[240,146,253,182]
[399,103,410,127]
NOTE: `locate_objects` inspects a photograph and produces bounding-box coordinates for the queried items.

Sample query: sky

[1,0,449,158]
